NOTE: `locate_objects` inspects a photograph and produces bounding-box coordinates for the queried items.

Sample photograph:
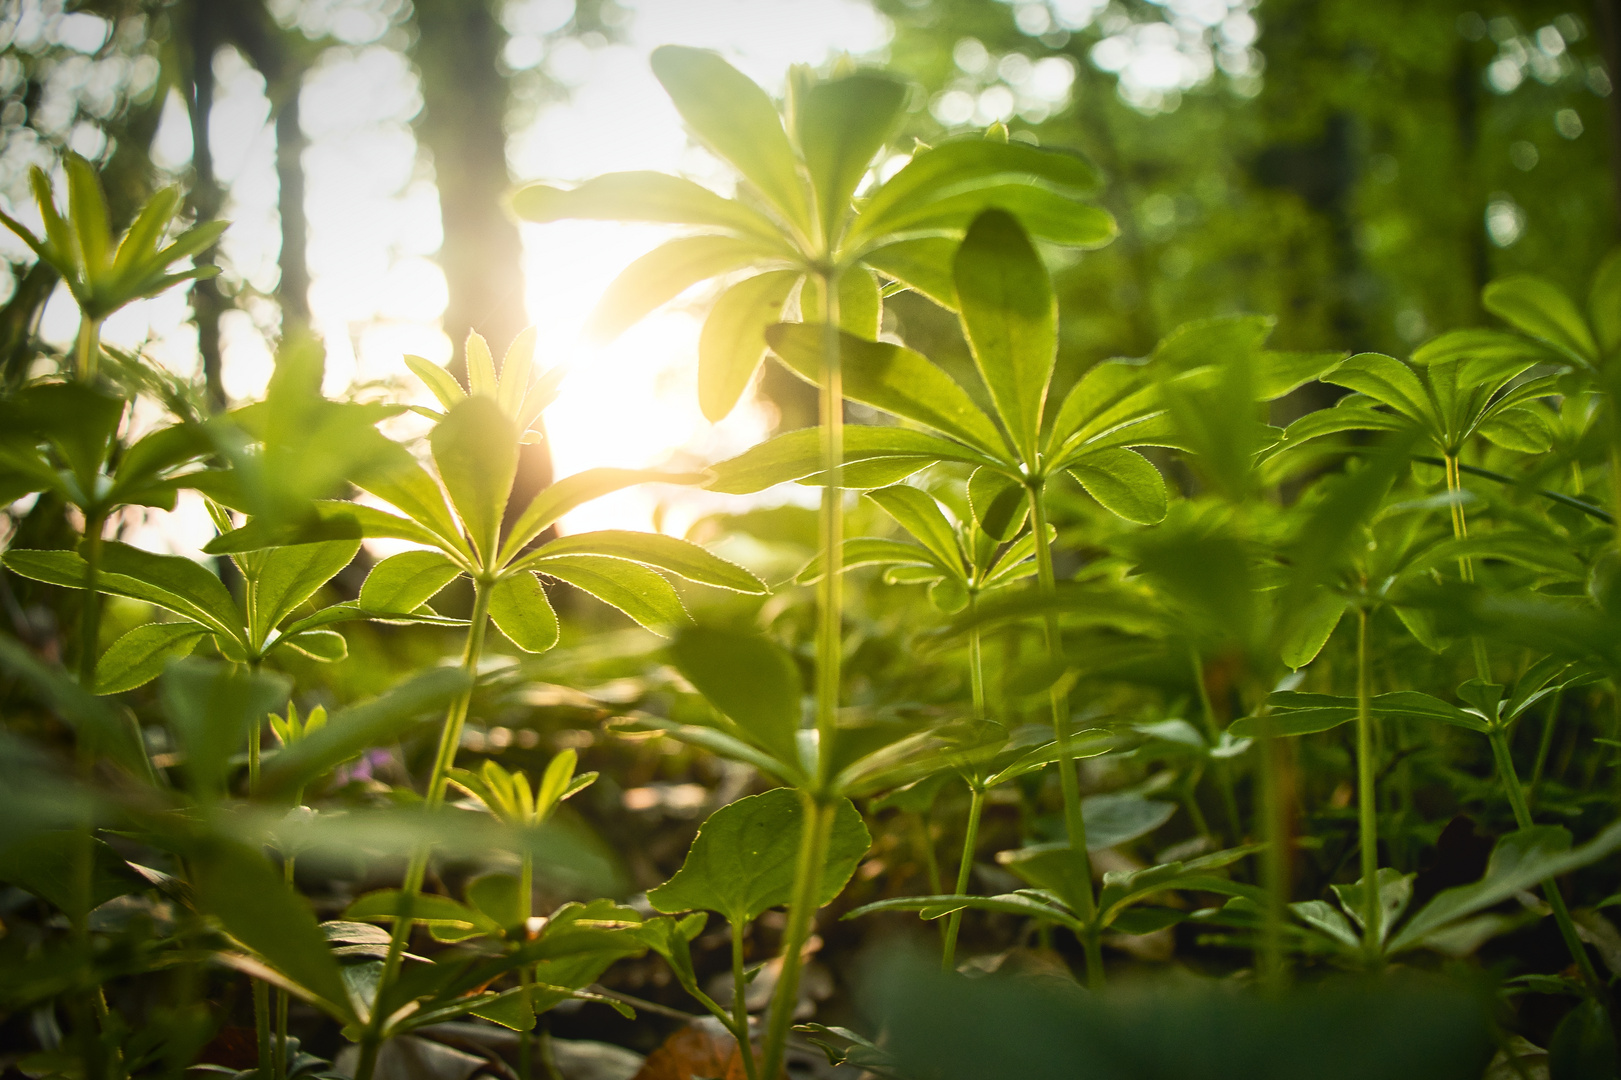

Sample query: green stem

[519,850,534,1080]
[1191,648,1241,841]
[1258,716,1289,990]
[76,314,100,383]
[356,579,493,1080]
[759,794,835,1080]
[1487,727,1605,996]
[1443,455,1494,681]
[941,786,984,972]
[245,664,272,1079]
[815,269,843,790]
[78,512,106,688]
[276,821,298,1080]
[730,920,760,1080]
[1356,608,1381,965]
[1530,689,1564,807]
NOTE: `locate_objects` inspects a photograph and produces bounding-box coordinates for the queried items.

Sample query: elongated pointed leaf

[588,234,779,344]
[94,622,208,694]
[1323,353,1431,425]
[799,268,883,339]
[4,544,242,641]
[650,46,811,232]
[538,553,689,634]
[160,660,291,797]
[1068,448,1167,525]
[647,789,869,924]
[878,184,1116,248]
[511,171,782,243]
[260,667,474,796]
[0,637,150,778]
[528,531,765,593]
[668,626,801,765]
[499,468,702,565]
[0,832,141,918]
[1590,247,1621,356]
[1483,273,1598,366]
[767,323,1011,458]
[488,572,560,653]
[699,269,800,422]
[432,397,518,563]
[359,550,463,613]
[250,539,360,640]
[794,537,943,585]
[865,238,959,309]
[866,486,962,570]
[968,466,1029,542]
[405,354,465,410]
[192,840,354,1018]
[953,211,1055,464]
[795,72,907,239]
[707,425,998,494]
[496,328,538,417]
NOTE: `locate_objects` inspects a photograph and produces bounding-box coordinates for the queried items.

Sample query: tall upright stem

[1444,455,1493,680]
[518,851,535,1080]
[78,512,106,687]
[76,314,100,383]
[940,786,984,972]
[730,920,760,1080]
[356,579,492,1080]
[1487,728,1606,996]
[1355,608,1381,963]
[814,270,843,788]
[1191,648,1242,840]
[759,794,835,1080]
[1027,483,1100,987]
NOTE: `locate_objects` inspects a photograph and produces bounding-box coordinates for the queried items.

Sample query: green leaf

[706,424,995,494]
[160,660,291,797]
[94,622,208,694]
[866,486,963,571]
[766,323,1011,458]
[1589,247,1621,356]
[1324,353,1431,425]
[259,667,474,796]
[1278,589,1348,670]
[431,396,518,563]
[278,629,347,662]
[650,46,810,233]
[968,467,1028,543]
[249,539,360,640]
[1478,408,1553,453]
[1410,327,1553,367]
[510,170,780,242]
[800,267,883,339]
[1390,821,1621,953]
[794,537,944,585]
[537,554,689,634]
[854,138,1102,244]
[793,71,907,239]
[191,839,354,1018]
[466,873,526,930]
[878,184,1116,248]
[864,238,959,309]
[588,234,779,344]
[953,210,1055,464]
[4,544,242,642]
[1047,360,1159,457]
[646,789,870,924]
[668,627,802,766]
[1483,273,1599,366]
[1068,448,1167,525]
[404,353,465,411]
[698,269,800,422]
[487,572,560,653]
[0,832,140,917]
[344,889,497,938]
[1082,793,1177,850]
[1548,997,1618,1080]
[528,531,765,593]
[359,550,463,613]
[499,468,701,565]
[0,638,151,779]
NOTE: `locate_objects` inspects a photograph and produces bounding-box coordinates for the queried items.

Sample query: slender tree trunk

[183,0,227,410]
[412,0,554,538]
[1596,0,1621,235]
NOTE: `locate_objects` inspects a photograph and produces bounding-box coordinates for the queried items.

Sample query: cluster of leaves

[5,40,1621,1080]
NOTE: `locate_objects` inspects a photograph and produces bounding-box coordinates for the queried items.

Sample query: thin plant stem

[275,792,301,1080]
[518,850,534,1080]
[78,512,106,687]
[1530,689,1565,807]
[76,313,100,382]
[1486,728,1606,997]
[730,920,760,1080]
[814,269,843,789]
[1443,455,1494,681]
[940,786,984,971]
[1027,483,1100,988]
[356,579,493,1080]
[1191,648,1242,841]
[247,701,272,1078]
[1256,706,1289,991]
[1356,607,1381,965]
[759,794,836,1080]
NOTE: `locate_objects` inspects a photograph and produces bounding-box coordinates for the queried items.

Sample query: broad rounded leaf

[668,626,801,766]
[968,467,1028,543]
[488,572,560,653]
[1068,448,1168,525]
[647,789,870,924]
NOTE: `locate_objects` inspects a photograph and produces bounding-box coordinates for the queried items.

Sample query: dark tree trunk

[183,0,227,410]
[412,0,554,540]
[1596,0,1621,237]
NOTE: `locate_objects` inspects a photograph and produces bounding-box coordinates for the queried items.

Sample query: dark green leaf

[160,660,291,797]
[668,626,801,766]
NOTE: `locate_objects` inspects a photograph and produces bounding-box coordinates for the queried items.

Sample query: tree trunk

[1596,0,1621,237]
[182,0,227,410]
[412,0,554,538]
